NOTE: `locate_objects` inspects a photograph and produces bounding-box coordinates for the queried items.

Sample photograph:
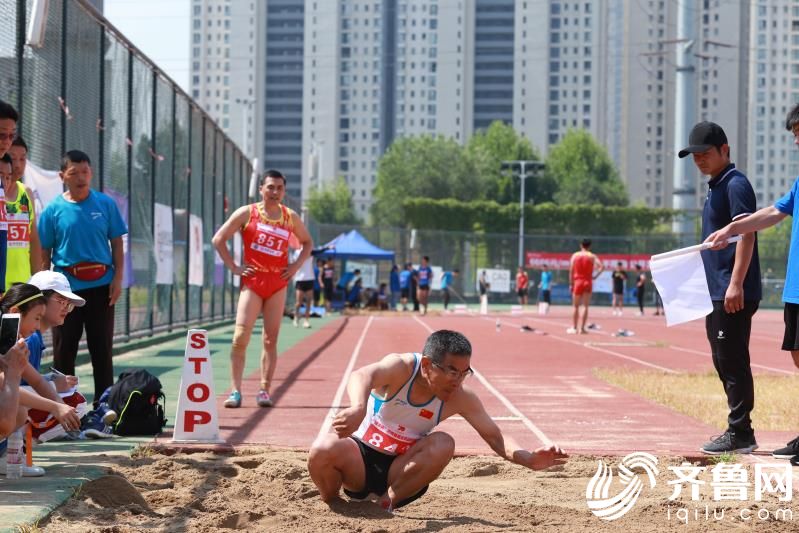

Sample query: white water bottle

[6,428,23,479]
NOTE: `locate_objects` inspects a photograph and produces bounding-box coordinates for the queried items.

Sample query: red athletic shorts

[572,278,592,296]
[242,273,288,300]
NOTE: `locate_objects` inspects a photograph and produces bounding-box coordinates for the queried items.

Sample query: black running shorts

[783,303,799,351]
[343,437,428,508]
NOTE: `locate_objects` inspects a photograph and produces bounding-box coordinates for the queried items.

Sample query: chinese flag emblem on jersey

[419,409,434,420]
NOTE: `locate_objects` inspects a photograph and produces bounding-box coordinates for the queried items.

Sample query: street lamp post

[235,97,255,159]
[501,160,544,268]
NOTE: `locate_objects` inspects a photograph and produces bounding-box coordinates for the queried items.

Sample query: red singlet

[240,203,295,300]
[571,251,596,296]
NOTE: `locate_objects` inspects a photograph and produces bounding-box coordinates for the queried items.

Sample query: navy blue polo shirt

[700,163,761,301]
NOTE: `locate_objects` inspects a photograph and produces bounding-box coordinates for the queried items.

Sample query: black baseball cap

[678,121,728,158]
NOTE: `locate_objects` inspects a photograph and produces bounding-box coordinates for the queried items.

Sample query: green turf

[75,315,337,408]
[0,314,338,532]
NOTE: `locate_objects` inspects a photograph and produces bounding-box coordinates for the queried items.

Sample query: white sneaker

[302,319,311,329]
[102,409,118,425]
[566,327,578,334]
[0,456,46,477]
[292,317,299,327]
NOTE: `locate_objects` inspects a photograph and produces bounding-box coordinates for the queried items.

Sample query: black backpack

[107,369,167,436]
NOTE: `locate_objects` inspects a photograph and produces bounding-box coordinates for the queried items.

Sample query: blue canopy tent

[313,230,395,309]
[313,230,395,261]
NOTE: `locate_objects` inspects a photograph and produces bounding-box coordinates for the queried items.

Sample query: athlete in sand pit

[213,169,313,408]
[308,330,568,512]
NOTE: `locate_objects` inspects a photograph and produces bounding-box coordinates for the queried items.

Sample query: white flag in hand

[650,248,712,327]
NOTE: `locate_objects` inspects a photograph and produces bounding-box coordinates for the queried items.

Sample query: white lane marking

[506,315,796,376]
[413,315,554,446]
[315,316,374,444]
[669,345,795,376]
[449,415,522,421]
[487,317,678,374]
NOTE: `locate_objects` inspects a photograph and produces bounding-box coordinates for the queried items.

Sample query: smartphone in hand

[0,313,21,354]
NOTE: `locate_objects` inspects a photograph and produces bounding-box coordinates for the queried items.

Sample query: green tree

[371,134,480,226]
[466,121,555,204]
[545,129,628,206]
[307,177,361,225]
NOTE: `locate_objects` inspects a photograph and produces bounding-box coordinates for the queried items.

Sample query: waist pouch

[65,263,108,281]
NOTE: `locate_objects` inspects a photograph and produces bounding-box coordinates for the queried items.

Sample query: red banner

[525,252,651,271]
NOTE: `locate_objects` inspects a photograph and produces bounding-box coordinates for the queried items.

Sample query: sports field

[10,305,799,532]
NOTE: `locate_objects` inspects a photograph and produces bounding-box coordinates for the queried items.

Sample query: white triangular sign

[172,329,224,443]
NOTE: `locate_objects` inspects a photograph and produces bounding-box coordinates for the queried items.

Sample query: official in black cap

[677,121,728,159]
[680,121,762,456]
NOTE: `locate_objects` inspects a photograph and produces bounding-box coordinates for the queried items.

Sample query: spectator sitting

[347,269,362,295]
[347,278,363,308]
[27,271,115,441]
[364,287,377,309]
[377,282,389,310]
[1,284,81,476]
[0,339,28,438]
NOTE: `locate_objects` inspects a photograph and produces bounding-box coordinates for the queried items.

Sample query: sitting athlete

[308,330,568,511]
[212,169,313,408]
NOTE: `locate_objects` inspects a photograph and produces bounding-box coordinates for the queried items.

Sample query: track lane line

[517,314,796,375]
[314,316,374,444]
[487,316,679,374]
[413,315,554,446]
[669,345,794,376]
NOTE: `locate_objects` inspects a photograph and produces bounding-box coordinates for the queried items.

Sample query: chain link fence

[307,222,789,309]
[0,0,252,341]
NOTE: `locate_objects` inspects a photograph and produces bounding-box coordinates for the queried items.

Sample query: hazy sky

[104,0,190,92]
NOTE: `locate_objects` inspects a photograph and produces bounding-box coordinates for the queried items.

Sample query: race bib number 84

[362,419,417,455]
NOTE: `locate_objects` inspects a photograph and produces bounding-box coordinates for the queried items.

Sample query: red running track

[161,307,798,458]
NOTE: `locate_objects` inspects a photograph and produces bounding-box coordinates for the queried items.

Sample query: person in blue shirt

[416,256,434,315]
[38,150,128,402]
[389,264,400,311]
[679,121,760,456]
[440,268,458,310]
[399,263,412,311]
[705,105,799,462]
[410,264,420,312]
[538,264,553,315]
[347,278,363,308]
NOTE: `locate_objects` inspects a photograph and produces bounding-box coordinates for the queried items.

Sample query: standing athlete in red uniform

[213,170,313,408]
[568,239,604,334]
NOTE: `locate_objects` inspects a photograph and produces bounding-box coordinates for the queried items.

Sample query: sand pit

[38,448,799,532]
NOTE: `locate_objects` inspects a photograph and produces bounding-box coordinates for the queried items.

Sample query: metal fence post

[15,0,25,120]
[98,26,105,192]
[59,0,67,155]
[149,70,157,334]
[199,116,205,319]
[169,89,176,330]
[125,48,133,338]
[185,108,192,325]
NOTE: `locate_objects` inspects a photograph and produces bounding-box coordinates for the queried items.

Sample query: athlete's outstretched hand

[515,445,568,471]
[332,405,366,438]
